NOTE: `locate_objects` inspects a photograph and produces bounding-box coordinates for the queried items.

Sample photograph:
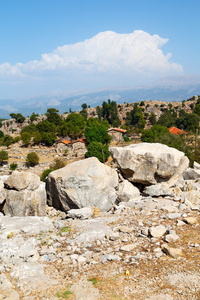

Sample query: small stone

[162,245,182,258]
[119,226,133,233]
[149,225,166,238]
[4,290,20,300]
[120,244,136,252]
[164,233,179,243]
[184,217,198,225]
[177,220,185,226]
[77,256,86,264]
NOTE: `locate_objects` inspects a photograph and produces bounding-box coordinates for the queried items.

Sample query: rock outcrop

[46,157,118,212]
[2,172,46,216]
[110,143,189,186]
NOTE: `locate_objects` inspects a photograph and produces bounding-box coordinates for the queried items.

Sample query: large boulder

[46,157,118,212]
[110,143,189,186]
[3,186,46,217]
[117,180,140,202]
[4,171,40,191]
[3,172,46,217]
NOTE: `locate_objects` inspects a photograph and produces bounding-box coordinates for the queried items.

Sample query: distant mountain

[1,84,200,119]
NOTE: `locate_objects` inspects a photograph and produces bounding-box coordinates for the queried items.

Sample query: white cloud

[0,30,183,76]
[0,30,184,99]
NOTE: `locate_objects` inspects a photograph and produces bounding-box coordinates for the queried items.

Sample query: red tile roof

[72,138,87,144]
[108,128,127,133]
[62,140,72,144]
[169,127,187,135]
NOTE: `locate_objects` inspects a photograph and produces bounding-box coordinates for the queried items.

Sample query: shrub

[40,168,54,182]
[40,158,66,182]
[85,141,110,163]
[0,130,4,138]
[26,152,39,167]
[50,158,66,170]
[10,163,18,171]
[21,132,32,146]
[2,135,13,147]
[124,136,130,142]
[0,150,8,164]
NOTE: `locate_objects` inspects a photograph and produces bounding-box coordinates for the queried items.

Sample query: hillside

[0,96,198,136]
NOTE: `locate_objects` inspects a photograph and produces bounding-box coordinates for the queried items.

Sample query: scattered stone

[119,226,133,233]
[144,183,173,197]
[164,233,179,243]
[100,254,121,263]
[67,207,93,220]
[117,179,140,202]
[177,220,185,226]
[120,244,136,252]
[70,279,100,300]
[183,217,198,225]
[149,225,166,238]
[162,245,182,258]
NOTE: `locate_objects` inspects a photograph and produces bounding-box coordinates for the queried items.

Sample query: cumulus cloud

[0,30,183,76]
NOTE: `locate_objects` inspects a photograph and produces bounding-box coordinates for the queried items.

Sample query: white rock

[67,207,93,220]
[46,157,118,212]
[110,143,189,185]
[117,180,140,202]
[149,225,166,238]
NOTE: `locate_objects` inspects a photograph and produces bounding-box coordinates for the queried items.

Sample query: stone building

[107,128,127,142]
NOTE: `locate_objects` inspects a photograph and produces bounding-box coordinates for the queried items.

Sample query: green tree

[0,130,4,138]
[85,141,110,163]
[10,113,25,123]
[0,150,8,165]
[126,103,146,129]
[60,113,85,139]
[45,108,63,126]
[101,99,121,127]
[141,125,169,143]
[3,135,13,147]
[21,132,32,146]
[81,103,87,109]
[36,120,56,133]
[26,152,39,167]
[30,112,39,123]
[10,163,18,171]
[33,131,43,144]
[157,110,177,128]
[149,112,156,125]
[21,124,36,134]
[80,109,88,120]
[85,125,111,145]
[41,132,57,146]
[176,113,199,132]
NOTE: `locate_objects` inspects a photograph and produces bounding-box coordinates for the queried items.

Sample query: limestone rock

[120,243,136,251]
[117,179,140,202]
[4,171,40,191]
[67,207,93,220]
[149,225,166,238]
[144,183,173,197]
[0,185,6,205]
[183,168,200,180]
[46,157,118,212]
[183,217,198,225]
[3,185,46,217]
[162,245,182,258]
[70,279,100,300]
[110,143,189,185]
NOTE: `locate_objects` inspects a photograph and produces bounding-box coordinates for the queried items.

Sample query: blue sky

[0,0,200,101]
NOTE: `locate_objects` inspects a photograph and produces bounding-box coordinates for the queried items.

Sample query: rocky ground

[0,143,200,300]
[0,192,199,299]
